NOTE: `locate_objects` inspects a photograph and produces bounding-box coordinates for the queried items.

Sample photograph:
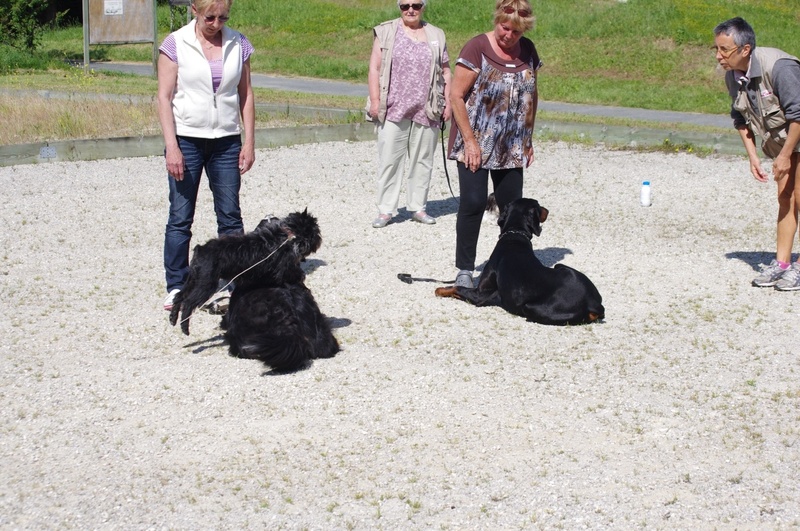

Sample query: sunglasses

[202,14,230,23]
[502,6,532,18]
[399,3,424,11]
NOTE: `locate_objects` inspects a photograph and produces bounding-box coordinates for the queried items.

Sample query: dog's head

[497,198,549,238]
[280,209,322,258]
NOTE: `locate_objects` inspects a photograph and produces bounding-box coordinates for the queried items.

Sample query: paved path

[89,61,732,129]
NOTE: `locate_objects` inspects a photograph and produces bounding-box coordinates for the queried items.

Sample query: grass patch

[2,0,799,143]
[14,0,800,115]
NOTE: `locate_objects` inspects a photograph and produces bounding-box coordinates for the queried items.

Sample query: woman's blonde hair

[494,0,535,33]
[193,0,233,14]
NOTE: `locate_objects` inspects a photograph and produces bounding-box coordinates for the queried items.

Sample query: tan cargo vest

[366,18,447,124]
[730,47,800,157]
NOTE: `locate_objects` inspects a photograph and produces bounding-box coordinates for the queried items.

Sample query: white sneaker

[163,289,180,311]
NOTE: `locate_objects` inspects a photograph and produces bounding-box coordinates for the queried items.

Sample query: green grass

[1,0,799,142]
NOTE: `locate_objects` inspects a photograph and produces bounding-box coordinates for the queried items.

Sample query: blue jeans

[164,135,244,292]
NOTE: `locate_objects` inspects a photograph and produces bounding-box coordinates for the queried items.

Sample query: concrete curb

[0,120,742,167]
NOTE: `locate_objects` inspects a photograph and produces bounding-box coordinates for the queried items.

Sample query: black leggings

[455,162,524,270]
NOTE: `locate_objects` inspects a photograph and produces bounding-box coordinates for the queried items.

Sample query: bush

[0,0,57,50]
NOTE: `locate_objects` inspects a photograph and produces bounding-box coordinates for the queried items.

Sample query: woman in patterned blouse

[447,0,541,288]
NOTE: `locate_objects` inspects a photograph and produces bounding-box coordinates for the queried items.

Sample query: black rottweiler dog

[169,210,322,335]
[436,198,604,325]
[221,282,340,373]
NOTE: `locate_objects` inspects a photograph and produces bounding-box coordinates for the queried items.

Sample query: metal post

[152,0,158,76]
[82,0,90,71]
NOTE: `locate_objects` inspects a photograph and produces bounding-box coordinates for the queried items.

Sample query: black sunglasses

[203,14,229,23]
[400,3,424,11]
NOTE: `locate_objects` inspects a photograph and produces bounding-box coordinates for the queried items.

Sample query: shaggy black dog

[169,210,322,334]
[221,283,340,372]
[436,198,605,326]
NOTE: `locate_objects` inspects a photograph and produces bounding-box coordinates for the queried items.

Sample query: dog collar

[499,230,532,241]
[278,223,295,240]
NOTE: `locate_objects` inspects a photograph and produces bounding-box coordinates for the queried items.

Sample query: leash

[396,122,457,287]
[395,122,458,287]
[397,273,455,284]
[177,234,296,327]
[440,120,458,202]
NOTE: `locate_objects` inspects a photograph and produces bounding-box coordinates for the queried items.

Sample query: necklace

[405,25,423,41]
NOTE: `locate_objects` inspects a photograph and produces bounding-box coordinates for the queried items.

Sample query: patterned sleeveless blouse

[449,34,541,169]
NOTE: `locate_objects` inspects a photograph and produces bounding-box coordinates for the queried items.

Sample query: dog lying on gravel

[169,210,322,335]
[436,198,605,326]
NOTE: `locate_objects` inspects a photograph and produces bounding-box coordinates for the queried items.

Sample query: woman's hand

[442,101,452,123]
[464,138,482,172]
[525,144,535,168]
[239,143,255,174]
[165,144,185,181]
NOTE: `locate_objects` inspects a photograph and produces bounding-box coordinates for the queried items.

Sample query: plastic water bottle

[640,181,652,207]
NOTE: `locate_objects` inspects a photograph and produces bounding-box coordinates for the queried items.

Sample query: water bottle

[640,181,652,207]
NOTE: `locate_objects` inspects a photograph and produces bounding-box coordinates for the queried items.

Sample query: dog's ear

[539,206,548,223]
[528,204,546,237]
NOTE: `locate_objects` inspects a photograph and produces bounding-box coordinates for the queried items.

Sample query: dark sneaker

[752,259,788,287]
[774,262,800,291]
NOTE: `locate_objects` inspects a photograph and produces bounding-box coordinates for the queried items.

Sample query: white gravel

[1,140,799,529]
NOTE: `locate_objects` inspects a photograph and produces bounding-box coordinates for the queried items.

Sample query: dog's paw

[168,305,180,326]
[434,286,457,298]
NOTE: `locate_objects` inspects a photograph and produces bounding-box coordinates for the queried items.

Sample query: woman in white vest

[367,0,451,228]
[157,0,255,311]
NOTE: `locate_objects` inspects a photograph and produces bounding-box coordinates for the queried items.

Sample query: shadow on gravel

[725,251,776,272]
[329,317,352,329]
[302,258,327,275]
[184,335,226,354]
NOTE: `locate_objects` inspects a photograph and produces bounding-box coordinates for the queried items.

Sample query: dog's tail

[236,333,314,373]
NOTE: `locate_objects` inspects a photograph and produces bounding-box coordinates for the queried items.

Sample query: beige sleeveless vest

[731,47,800,157]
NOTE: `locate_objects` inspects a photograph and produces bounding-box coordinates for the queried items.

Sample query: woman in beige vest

[367,0,451,228]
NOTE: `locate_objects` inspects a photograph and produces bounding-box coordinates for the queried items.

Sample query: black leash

[397,273,454,285]
[396,123,458,287]
[441,120,458,202]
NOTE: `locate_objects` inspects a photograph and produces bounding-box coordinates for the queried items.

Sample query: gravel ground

[1,140,799,529]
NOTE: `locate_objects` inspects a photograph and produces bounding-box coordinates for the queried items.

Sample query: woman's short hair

[494,0,535,33]
[193,0,233,14]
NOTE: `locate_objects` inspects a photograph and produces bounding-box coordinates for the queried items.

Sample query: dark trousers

[455,162,523,271]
